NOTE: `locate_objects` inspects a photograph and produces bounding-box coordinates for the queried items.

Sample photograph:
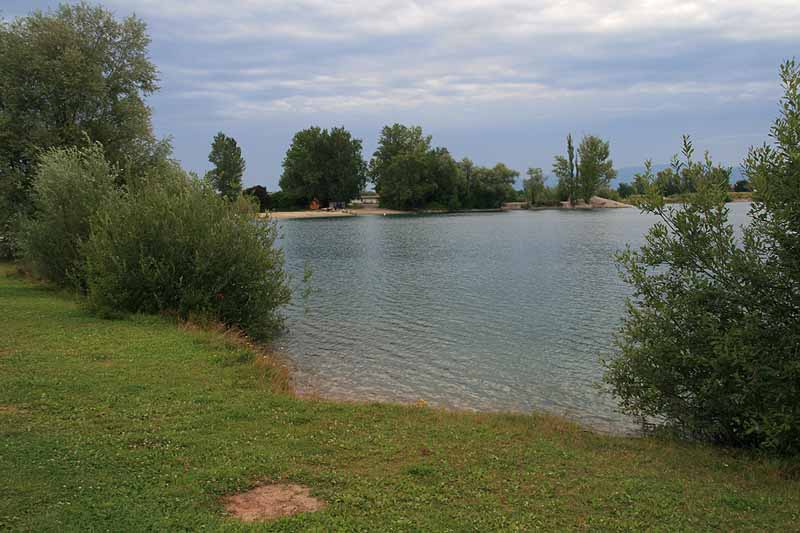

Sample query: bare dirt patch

[223,484,325,522]
[0,404,24,415]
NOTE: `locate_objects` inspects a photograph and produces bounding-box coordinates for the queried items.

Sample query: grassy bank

[1,263,798,531]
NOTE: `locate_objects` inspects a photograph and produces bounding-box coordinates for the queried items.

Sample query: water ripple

[276,204,752,433]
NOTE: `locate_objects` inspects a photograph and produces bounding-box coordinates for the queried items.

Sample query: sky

[3,1,799,189]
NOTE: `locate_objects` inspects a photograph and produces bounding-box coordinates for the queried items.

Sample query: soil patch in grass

[223,484,326,522]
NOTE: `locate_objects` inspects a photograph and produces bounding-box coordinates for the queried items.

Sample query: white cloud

[97,0,794,125]
[109,0,800,42]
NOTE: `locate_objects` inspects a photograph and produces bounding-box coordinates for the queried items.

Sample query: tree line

[217,124,620,212]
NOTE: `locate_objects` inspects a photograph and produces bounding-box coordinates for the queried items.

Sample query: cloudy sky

[4,1,798,188]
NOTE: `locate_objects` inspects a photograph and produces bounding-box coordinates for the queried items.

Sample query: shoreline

[264,207,409,220]
[262,197,632,220]
[3,262,797,530]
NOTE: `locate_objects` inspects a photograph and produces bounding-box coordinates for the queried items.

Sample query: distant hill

[613,164,745,187]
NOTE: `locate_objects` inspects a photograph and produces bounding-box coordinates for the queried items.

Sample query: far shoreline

[262,196,635,220]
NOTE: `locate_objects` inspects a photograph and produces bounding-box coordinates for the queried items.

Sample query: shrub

[83,171,291,340]
[20,145,117,288]
[270,190,306,210]
[604,61,800,453]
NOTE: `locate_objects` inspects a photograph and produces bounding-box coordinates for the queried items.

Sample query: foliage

[3,265,800,530]
[83,171,290,340]
[458,160,519,208]
[19,145,117,288]
[553,134,579,204]
[270,190,306,210]
[523,167,546,205]
[378,147,460,209]
[369,123,431,186]
[280,126,366,206]
[605,61,800,453]
[371,124,460,209]
[244,185,271,212]
[733,179,752,192]
[617,182,635,198]
[598,186,621,201]
[577,135,616,202]
[0,2,166,256]
[205,132,245,201]
[651,137,732,197]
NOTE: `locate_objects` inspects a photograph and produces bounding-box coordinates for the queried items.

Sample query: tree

[524,167,546,205]
[616,182,634,198]
[733,179,752,192]
[205,132,245,201]
[604,61,800,453]
[0,2,166,256]
[553,134,579,205]
[20,144,117,289]
[633,162,652,195]
[279,126,366,207]
[456,158,476,205]
[369,124,431,189]
[378,148,459,209]
[370,124,459,209]
[468,163,519,208]
[577,135,616,202]
[244,185,271,212]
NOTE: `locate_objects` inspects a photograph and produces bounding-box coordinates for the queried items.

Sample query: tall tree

[279,126,366,206]
[205,132,245,201]
[0,3,166,256]
[369,124,431,192]
[553,134,579,205]
[577,135,616,202]
[370,124,460,209]
[524,167,546,205]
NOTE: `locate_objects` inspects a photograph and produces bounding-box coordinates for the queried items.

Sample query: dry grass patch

[223,484,326,522]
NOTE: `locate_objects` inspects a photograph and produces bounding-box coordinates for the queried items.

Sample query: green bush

[83,172,291,340]
[605,61,800,453]
[20,145,117,288]
[270,190,306,210]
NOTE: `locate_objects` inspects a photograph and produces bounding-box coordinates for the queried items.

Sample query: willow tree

[605,60,800,454]
[0,3,166,256]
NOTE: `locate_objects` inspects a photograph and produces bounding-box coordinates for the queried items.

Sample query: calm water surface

[274,203,751,432]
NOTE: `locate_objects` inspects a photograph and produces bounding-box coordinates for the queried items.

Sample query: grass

[1,262,798,531]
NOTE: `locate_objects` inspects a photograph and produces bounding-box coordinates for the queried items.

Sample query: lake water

[274,202,752,433]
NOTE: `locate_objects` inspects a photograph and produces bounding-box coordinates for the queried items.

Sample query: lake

[274,202,752,433]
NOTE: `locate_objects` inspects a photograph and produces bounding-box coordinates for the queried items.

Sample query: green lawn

[1,263,798,531]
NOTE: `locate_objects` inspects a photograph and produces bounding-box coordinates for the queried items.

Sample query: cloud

[115,0,792,123]
[11,0,794,180]
[106,0,800,43]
